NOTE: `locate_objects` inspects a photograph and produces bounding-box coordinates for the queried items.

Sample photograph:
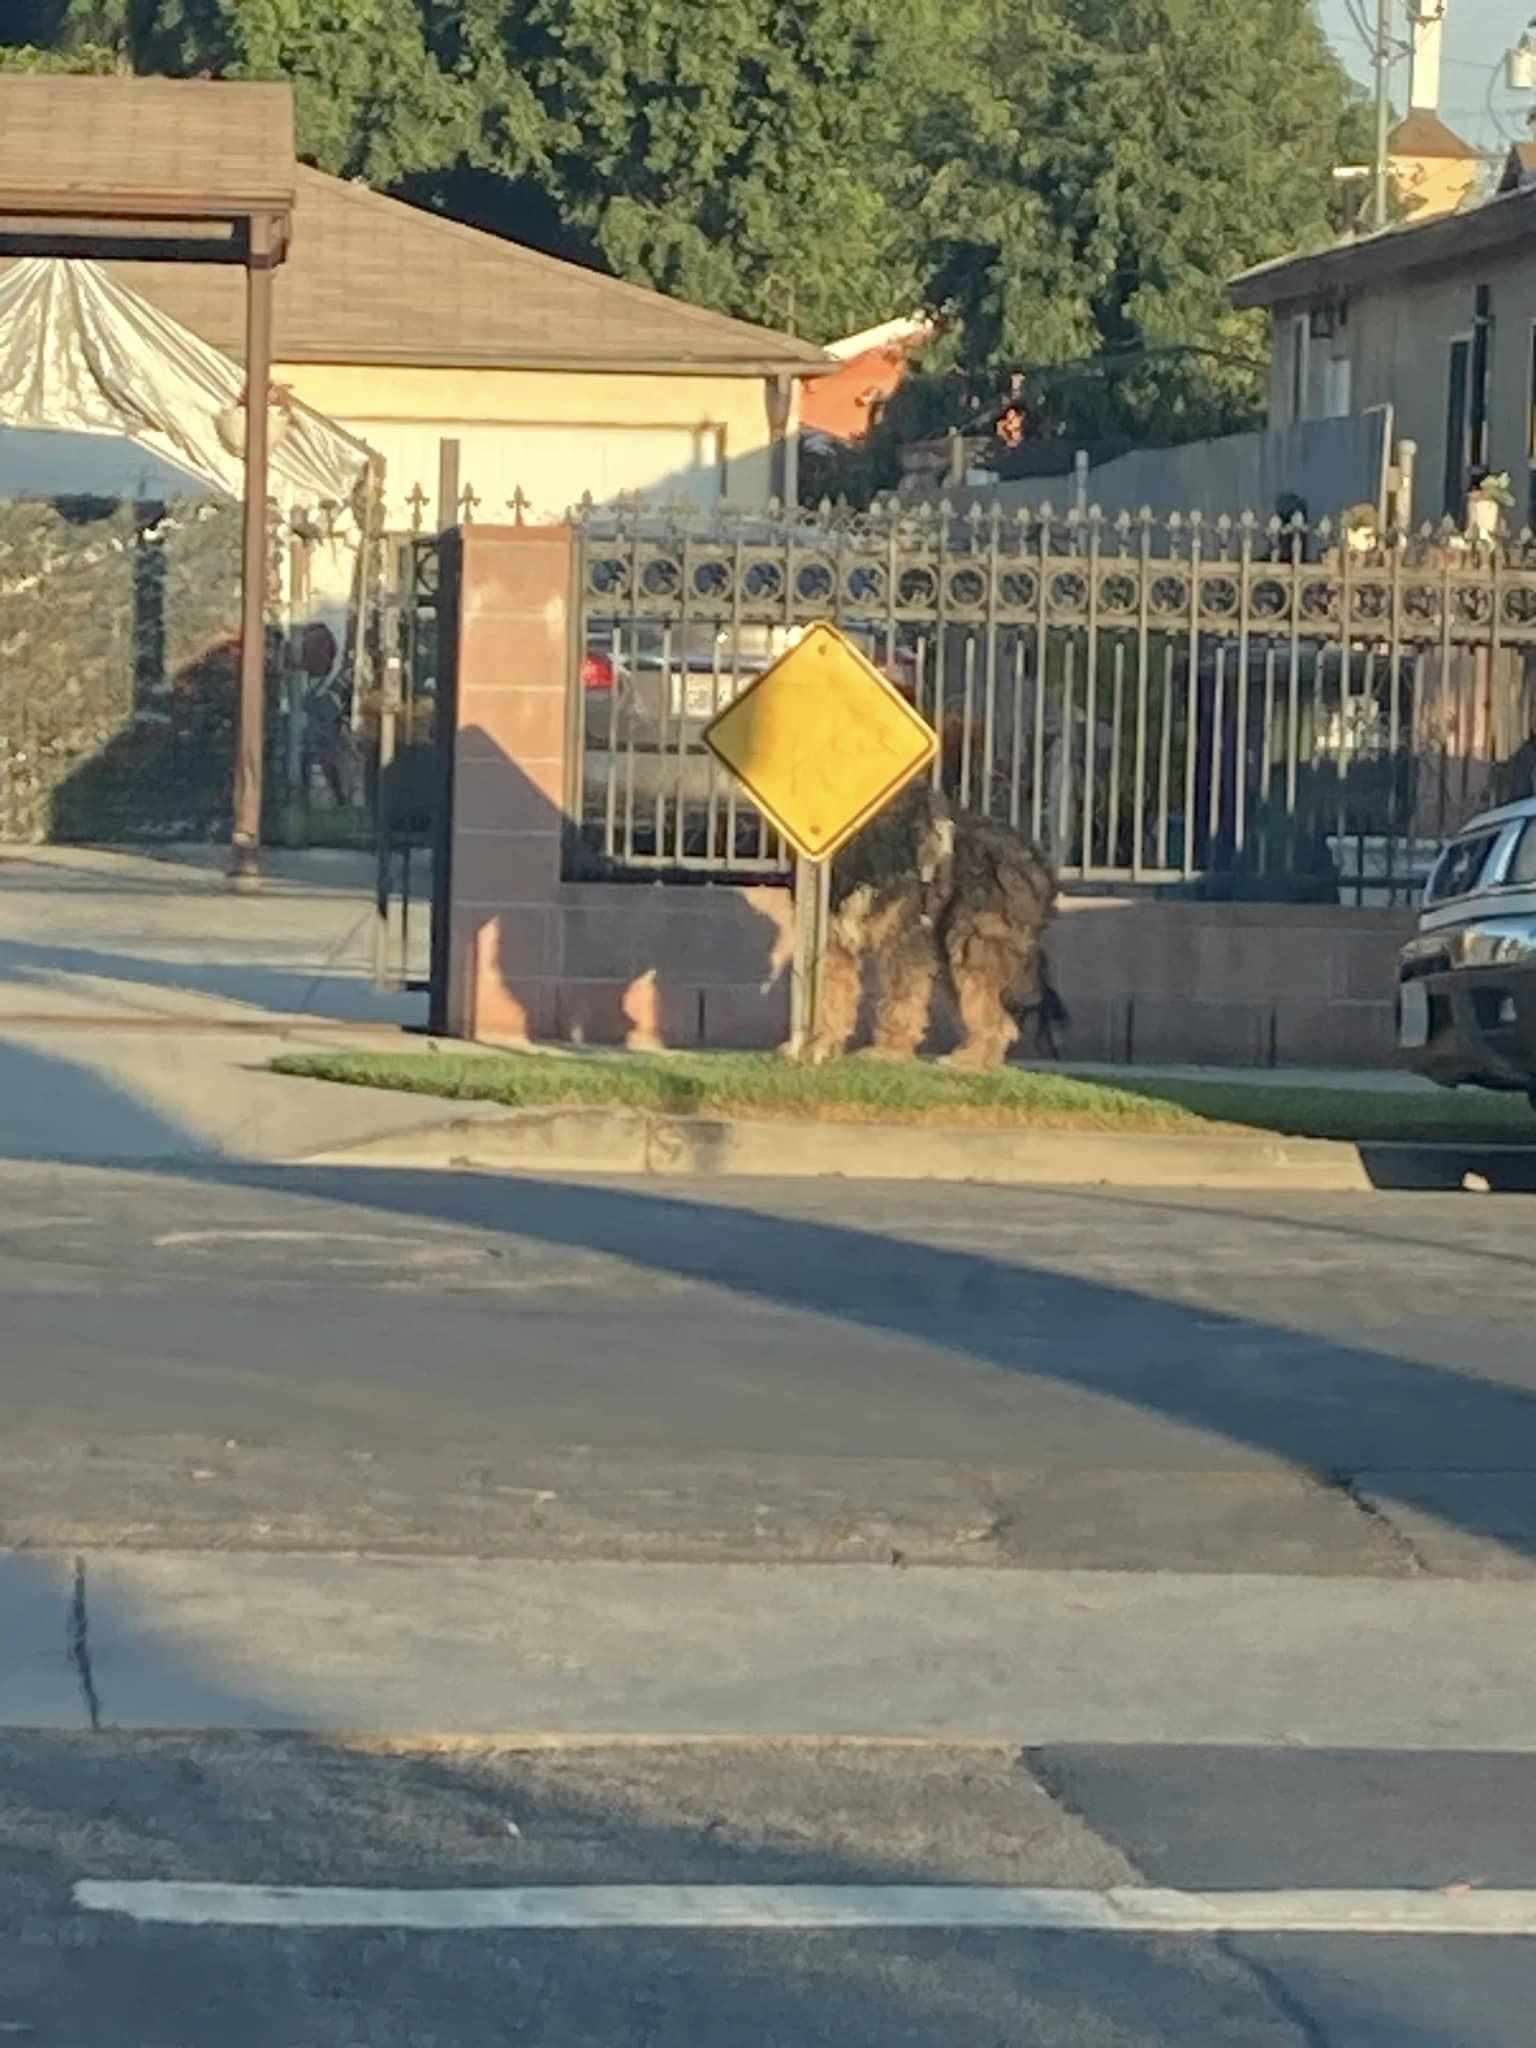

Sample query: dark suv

[1397,797,1536,1098]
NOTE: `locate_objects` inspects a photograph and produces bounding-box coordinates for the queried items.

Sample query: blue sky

[1316,0,1534,153]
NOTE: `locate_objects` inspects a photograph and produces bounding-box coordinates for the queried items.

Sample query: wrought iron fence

[569,503,1536,904]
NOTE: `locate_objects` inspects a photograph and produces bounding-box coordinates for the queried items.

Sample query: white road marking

[71,1881,1536,1935]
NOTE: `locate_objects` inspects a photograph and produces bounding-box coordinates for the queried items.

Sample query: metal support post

[230,211,276,887]
[788,853,831,1058]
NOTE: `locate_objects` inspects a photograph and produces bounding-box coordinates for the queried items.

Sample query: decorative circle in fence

[947,565,988,609]
[1098,573,1138,616]
[897,565,940,609]
[742,558,785,602]
[794,558,836,605]
[1349,582,1391,623]
[639,554,682,599]
[587,553,629,598]
[691,557,732,600]
[1199,576,1240,619]
[998,569,1038,611]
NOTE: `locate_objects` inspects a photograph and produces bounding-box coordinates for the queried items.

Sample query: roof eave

[1229,192,1536,311]
[0,184,295,222]
[267,344,834,376]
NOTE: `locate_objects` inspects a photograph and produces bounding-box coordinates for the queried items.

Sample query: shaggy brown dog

[807,783,1062,1068]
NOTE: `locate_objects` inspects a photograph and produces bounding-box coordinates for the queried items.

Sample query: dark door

[1443,338,1471,519]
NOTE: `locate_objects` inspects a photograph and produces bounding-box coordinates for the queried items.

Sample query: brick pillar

[442,523,571,1040]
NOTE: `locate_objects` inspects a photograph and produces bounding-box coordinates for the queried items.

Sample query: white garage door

[351,421,726,529]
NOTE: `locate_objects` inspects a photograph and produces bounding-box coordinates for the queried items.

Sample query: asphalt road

[4,1159,1536,1571]
[6,1734,1536,2047]
[9,1159,1536,2043]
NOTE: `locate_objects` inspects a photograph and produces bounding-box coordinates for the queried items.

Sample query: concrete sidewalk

[0,842,427,1029]
[13,1552,1536,1748]
[0,842,450,1161]
[0,1023,488,1163]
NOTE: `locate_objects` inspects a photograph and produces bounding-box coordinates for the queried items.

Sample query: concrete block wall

[1052,898,1415,1068]
[443,524,793,1046]
[440,522,1413,1066]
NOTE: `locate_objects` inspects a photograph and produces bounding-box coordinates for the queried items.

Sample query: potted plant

[1467,468,1515,543]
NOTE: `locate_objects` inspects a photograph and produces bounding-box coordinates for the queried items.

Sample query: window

[1322,357,1353,419]
[1471,284,1493,471]
[1506,820,1536,887]
[1444,338,1471,518]
[1427,830,1501,903]
[1289,314,1310,424]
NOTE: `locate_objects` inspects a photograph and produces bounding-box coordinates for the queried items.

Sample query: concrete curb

[302,1104,1536,1191]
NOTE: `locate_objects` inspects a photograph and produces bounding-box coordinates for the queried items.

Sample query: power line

[1341,0,1410,61]
[1371,0,1394,229]
[1486,50,1528,146]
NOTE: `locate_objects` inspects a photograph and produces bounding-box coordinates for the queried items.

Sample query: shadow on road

[0,1716,1354,2047]
[103,1154,1536,1560]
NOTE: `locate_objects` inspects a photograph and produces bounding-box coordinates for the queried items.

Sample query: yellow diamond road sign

[701,621,938,863]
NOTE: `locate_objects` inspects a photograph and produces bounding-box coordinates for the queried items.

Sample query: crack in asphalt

[1329,1472,1431,1575]
[68,1555,102,1733]
[1022,1749,1335,2048]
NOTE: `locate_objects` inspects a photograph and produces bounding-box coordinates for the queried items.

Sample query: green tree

[3,0,1364,444]
[909,0,1365,446]
[1,3,473,182]
[3,0,942,339]
[427,0,943,339]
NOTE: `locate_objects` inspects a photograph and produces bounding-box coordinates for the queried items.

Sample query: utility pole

[1371,0,1394,232]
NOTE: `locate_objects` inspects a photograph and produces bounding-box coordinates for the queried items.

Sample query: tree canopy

[2,0,1368,458]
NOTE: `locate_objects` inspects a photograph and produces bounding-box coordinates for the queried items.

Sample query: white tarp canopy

[0,256,374,506]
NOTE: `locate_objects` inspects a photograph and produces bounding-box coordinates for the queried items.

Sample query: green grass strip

[271,1048,1536,1146]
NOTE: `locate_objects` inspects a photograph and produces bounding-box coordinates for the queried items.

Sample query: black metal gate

[372,530,444,992]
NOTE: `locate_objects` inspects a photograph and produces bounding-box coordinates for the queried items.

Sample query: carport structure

[0,73,297,879]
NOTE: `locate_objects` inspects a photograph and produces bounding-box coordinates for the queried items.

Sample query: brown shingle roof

[0,76,295,215]
[51,165,829,376]
[1388,109,1481,162]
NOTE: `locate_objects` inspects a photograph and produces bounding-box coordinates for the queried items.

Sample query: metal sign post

[702,620,937,1059]
[788,852,832,1058]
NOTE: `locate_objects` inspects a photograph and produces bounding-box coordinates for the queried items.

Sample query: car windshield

[1426,830,1502,904]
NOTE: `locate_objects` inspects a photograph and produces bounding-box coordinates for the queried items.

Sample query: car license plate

[1398,979,1429,1050]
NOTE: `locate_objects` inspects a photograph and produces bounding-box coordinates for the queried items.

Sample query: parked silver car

[1397,795,1536,1099]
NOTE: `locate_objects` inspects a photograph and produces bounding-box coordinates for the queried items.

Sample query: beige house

[1230,159,1536,529]
[1387,108,1483,222]
[3,159,829,528]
